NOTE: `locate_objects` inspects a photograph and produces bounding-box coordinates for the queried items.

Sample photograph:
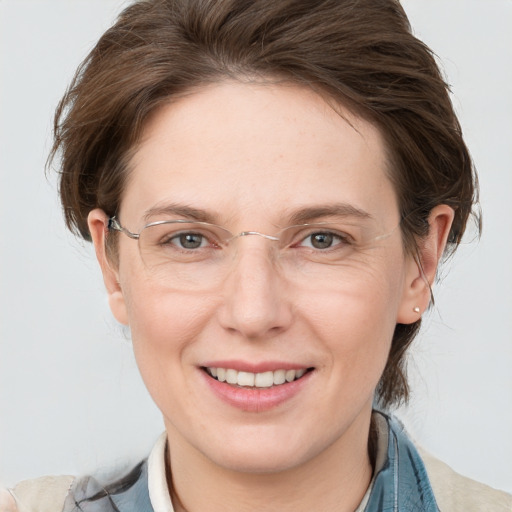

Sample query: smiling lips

[206,367,307,388]
[201,365,313,412]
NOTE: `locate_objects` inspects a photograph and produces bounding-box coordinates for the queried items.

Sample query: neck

[165,410,374,512]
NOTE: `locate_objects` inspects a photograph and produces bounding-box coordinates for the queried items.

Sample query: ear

[88,209,129,325]
[397,204,455,324]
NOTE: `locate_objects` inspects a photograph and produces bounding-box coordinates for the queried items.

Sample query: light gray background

[1,0,511,493]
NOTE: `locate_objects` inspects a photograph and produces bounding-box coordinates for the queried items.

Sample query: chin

[206,442,309,474]
[192,421,337,475]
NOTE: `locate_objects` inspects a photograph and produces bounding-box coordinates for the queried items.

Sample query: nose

[217,238,293,340]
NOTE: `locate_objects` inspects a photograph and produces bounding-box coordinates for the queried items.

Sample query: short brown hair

[50,0,478,408]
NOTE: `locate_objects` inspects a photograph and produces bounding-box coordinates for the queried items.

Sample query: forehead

[122,81,398,227]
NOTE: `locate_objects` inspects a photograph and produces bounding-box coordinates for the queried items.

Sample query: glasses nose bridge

[223,230,283,263]
[224,230,281,245]
[236,230,280,242]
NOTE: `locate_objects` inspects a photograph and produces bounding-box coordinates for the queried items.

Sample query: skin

[89,81,453,512]
[0,489,16,512]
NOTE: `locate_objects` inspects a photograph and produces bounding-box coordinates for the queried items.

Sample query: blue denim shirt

[64,412,439,512]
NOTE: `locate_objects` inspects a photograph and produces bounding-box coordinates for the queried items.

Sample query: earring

[413,307,421,314]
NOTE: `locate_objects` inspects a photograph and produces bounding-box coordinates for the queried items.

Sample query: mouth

[202,366,313,388]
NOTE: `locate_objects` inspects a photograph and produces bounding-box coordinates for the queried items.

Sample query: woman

[3,0,511,510]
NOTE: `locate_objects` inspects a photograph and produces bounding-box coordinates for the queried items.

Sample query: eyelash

[163,232,215,250]
[293,231,353,251]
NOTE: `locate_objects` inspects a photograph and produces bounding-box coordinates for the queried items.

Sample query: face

[93,81,422,474]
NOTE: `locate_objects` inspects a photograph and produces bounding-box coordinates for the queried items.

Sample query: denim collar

[64,460,153,512]
[363,412,439,511]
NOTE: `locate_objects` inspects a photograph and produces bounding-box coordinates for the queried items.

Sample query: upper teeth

[207,367,307,388]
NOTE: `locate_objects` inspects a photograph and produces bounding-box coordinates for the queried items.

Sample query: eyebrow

[142,201,373,226]
[143,203,217,224]
[286,203,373,225]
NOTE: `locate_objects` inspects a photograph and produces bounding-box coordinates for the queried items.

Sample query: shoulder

[4,460,150,512]
[373,411,512,512]
[3,438,160,512]
[419,447,512,512]
[4,475,74,512]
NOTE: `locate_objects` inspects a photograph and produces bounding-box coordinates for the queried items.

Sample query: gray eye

[177,233,205,249]
[310,233,334,249]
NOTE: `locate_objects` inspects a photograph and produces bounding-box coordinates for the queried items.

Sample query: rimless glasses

[108,216,400,291]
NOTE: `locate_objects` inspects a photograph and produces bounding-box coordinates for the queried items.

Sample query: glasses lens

[138,221,232,289]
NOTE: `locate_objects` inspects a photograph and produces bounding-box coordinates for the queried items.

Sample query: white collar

[148,432,174,512]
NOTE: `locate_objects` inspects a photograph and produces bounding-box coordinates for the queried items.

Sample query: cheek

[119,273,217,393]
[124,285,215,352]
[118,248,206,341]
[301,251,406,381]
